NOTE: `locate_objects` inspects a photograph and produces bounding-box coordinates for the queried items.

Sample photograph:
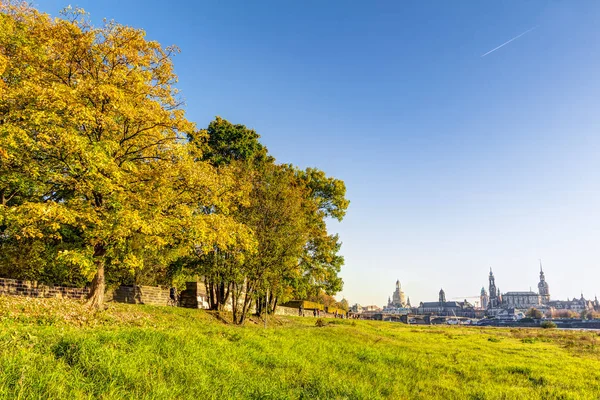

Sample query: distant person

[313,309,317,317]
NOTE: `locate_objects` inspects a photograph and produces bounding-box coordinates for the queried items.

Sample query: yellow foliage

[0,4,255,291]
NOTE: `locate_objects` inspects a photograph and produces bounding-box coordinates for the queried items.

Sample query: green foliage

[185,117,349,323]
[541,320,557,329]
[1,297,600,399]
[526,308,543,319]
[0,4,254,307]
[338,298,349,311]
[0,3,348,315]
[193,116,272,166]
[282,300,323,310]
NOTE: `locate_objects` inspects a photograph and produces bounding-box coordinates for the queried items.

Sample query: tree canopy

[0,3,349,322]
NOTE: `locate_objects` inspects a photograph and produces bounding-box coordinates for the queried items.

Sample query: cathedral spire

[538,261,550,303]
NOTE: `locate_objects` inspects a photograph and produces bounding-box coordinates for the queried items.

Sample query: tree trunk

[236,283,254,325]
[271,297,278,314]
[255,297,263,316]
[207,279,218,310]
[86,260,105,309]
[86,243,106,309]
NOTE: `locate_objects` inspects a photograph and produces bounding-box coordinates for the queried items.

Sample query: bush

[541,321,557,329]
[526,308,543,319]
[315,318,327,327]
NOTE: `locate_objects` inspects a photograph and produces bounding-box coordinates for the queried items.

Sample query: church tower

[391,279,406,307]
[488,268,498,308]
[537,260,550,304]
[439,288,446,305]
[480,287,489,309]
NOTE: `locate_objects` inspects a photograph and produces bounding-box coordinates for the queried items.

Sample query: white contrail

[481,26,538,57]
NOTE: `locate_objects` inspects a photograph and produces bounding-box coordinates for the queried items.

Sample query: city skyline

[377,262,597,308]
[36,1,600,306]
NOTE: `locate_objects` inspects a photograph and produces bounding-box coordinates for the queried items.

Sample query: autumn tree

[189,117,349,323]
[337,298,349,312]
[525,308,543,319]
[0,4,252,307]
[292,168,348,301]
[181,118,269,311]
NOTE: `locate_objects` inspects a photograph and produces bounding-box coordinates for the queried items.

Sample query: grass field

[1,297,599,399]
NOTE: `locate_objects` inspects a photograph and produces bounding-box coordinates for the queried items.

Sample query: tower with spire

[488,268,498,308]
[480,287,489,309]
[537,260,550,303]
[439,288,446,305]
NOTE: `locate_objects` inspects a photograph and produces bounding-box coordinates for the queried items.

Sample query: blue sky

[38,1,600,306]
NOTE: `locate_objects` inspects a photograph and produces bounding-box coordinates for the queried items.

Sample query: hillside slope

[0,297,599,399]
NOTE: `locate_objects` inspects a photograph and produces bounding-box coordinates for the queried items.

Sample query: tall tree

[184,118,270,312]
[0,4,252,307]
[195,117,350,324]
[193,116,271,167]
[233,163,310,324]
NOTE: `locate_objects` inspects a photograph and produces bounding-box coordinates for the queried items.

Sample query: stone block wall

[179,281,211,309]
[275,306,303,317]
[109,285,170,306]
[0,277,89,299]
[275,305,341,318]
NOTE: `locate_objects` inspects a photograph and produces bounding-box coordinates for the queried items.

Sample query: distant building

[486,262,597,315]
[363,305,381,312]
[416,288,476,317]
[480,287,489,310]
[350,303,363,313]
[488,268,500,308]
[546,294,595,313]
[387,280,407,308]
[537,265,550,303]
[502,291,541,308]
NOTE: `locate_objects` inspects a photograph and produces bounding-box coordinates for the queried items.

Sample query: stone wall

[0,277,345,318]
[179,281,210,309]
[109,285,170,306]
[275,306,303,317]
[274,306,341,318]
[0,277,89,299]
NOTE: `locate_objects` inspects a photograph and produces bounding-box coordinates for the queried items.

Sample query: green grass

[1,297,600,399]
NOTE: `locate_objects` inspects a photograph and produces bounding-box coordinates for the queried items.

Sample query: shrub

[526,308,543,319]
[315,318,327,327]
[541,321,557,329]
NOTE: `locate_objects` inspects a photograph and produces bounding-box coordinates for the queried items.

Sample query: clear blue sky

[38,1,600,306]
